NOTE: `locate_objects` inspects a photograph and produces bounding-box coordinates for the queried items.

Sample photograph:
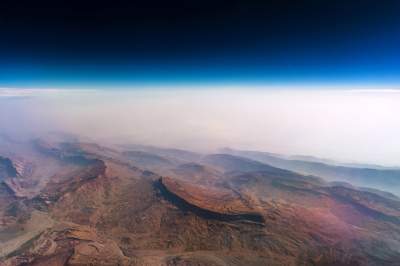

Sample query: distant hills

[221,148,400,196]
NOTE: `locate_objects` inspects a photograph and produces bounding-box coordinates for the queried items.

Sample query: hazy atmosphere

[1,87,399,166]
[2,2,400,265]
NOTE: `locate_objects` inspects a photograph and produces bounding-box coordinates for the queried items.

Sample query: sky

[1,2,400,165]
[1,0,400,86]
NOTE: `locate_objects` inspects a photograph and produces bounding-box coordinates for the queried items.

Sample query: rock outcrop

[158,177,264,223]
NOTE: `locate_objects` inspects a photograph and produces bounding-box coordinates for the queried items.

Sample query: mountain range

[221,148,400,197]
[0,136,399,265]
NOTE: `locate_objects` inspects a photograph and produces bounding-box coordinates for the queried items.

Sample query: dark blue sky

[1,0,400,87]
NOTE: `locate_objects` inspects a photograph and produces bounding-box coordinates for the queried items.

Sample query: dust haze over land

[2,87,400,265]
[0,87,400,167]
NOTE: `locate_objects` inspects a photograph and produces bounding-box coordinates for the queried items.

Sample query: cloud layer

[1,87,399,166]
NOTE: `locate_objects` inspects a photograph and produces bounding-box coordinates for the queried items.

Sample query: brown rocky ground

[0,139,400,265]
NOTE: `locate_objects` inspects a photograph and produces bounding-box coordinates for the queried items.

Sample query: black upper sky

[1,0,400,86]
